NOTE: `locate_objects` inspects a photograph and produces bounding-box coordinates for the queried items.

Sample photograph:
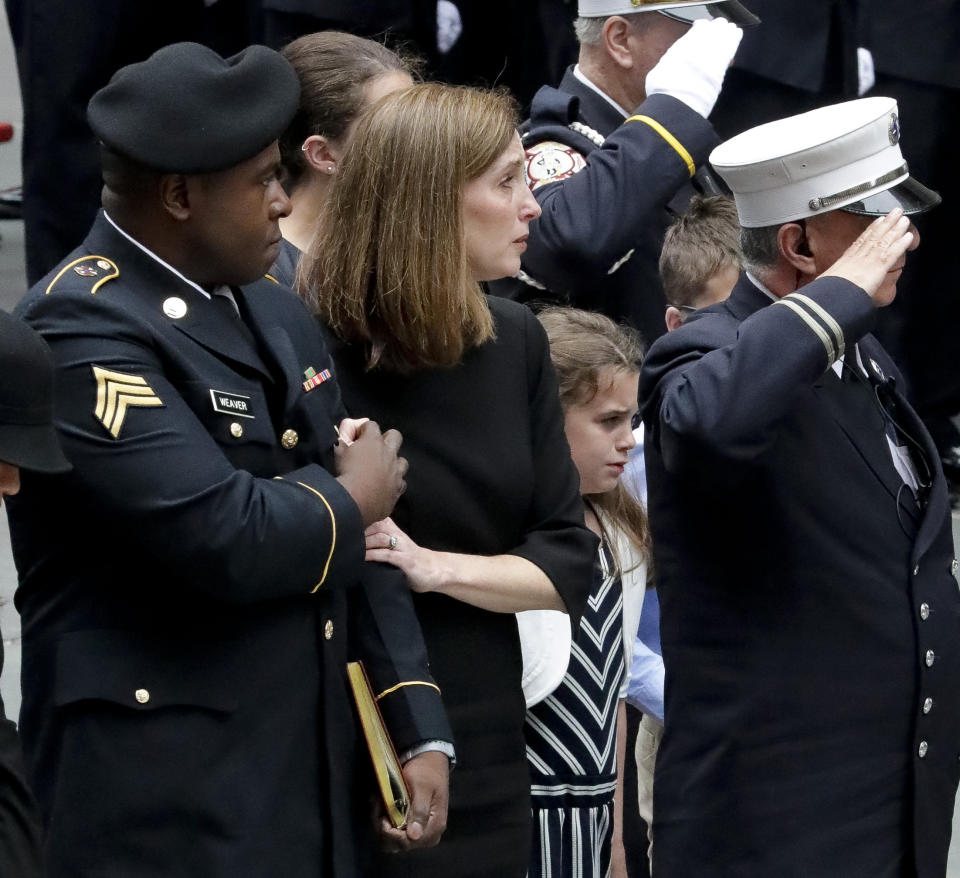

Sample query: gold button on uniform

[281,428,299,449]
[135,688,150,704]
[230,422,244,438]
[324,619,334,640]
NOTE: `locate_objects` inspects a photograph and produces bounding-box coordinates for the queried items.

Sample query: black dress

[327,296,596,877]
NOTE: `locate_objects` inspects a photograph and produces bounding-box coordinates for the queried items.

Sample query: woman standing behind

[300,84,597,877]
[271,31,416,287]
[524,308,649,878]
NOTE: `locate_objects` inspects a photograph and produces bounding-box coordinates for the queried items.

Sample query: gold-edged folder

[346,661,411,829]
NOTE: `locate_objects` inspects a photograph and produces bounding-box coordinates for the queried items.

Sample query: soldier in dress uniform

[5,42,452,877]
[641,97,959,877]
[489,0,758,350]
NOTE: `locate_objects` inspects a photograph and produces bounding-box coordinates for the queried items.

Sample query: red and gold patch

[524,141,587,191]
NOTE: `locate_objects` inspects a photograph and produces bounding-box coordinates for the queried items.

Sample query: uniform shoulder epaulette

[45,255,119,296]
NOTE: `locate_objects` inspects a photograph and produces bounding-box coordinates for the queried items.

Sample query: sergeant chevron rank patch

[92,366,164,438]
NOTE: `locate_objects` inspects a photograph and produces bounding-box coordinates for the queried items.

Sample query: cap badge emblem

[888,113,900,145]
[96,260,112,271]
[74,265,98,277]
[162,297,188,319]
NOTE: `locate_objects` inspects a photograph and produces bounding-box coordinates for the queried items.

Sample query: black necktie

[211,293,257,349]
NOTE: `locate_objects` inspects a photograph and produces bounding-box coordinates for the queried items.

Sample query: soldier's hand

[335,420,407,526]
[377,750,449,853]
[820,208,916,302]
[645,18,743,119]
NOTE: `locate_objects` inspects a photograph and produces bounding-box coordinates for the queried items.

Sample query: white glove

[857,47,876,96]
[645,18,743,119]
[437,1,463,54]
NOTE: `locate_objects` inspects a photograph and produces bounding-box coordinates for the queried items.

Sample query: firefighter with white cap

[640,98,956,878]
[490,0,758,349]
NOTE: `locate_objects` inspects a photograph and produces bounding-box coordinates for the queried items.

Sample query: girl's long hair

[537,307,651,568]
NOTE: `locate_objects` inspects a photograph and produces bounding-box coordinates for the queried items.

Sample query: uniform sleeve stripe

[790,293,845,359]
[375,680,441,701]
[295,481,336,592]
[773,298,836,365]
[624,115,696,177]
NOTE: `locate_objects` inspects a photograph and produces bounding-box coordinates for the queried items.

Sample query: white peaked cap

[710,97,941,228]
[577,0,758,25]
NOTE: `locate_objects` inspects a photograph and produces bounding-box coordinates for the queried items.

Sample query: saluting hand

[820,208,916,302]
[335,421,407,526]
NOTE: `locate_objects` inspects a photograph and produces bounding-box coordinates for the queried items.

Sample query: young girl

[523,307,650,878]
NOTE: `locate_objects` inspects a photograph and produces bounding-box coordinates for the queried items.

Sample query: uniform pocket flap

[54,629,239,714]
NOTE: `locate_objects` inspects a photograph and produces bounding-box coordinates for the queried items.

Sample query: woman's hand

[365,518,448,594]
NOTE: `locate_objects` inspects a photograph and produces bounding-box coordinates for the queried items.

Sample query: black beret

[87,42,300,173]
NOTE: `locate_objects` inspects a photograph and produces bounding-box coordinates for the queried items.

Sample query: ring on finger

[389,535,399,550]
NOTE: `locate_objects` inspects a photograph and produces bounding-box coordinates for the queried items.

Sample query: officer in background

[7,43,452,876]
[641,98,958,877]
[0,310,72,878]
[490,0,758,349]
[5,0,257,286]
[866,0,960,501]
[709,0,862,139]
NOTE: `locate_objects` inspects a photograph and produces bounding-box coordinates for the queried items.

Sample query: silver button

[918,741,928,758]
[923,697,933,714]
[324,619,334,640]
[230,422,244,438]
[281,428,299,449]
[135,688,150,704]
[920,603,930,621]
[925,649,936,667]
[952,559,959,575]
[913,565,920,576]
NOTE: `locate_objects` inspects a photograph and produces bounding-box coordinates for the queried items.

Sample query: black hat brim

[659,1,760,27]
[0,423,71,473]
[842,175,942,217]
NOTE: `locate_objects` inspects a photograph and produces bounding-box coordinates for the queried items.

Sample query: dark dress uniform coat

[640,274,960,877]
[7,212,451,877]
[489,69,720,349]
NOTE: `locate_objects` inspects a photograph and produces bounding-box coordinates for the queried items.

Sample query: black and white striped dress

[526,540,625,878]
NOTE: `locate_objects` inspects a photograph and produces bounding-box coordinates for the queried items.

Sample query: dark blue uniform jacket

[490,67,720,348]
[641,274,960,878]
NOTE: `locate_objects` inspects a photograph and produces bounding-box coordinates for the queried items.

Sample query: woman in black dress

[299,84,597,877]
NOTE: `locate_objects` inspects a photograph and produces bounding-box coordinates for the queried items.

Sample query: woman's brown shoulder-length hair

[299,83,519,373]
